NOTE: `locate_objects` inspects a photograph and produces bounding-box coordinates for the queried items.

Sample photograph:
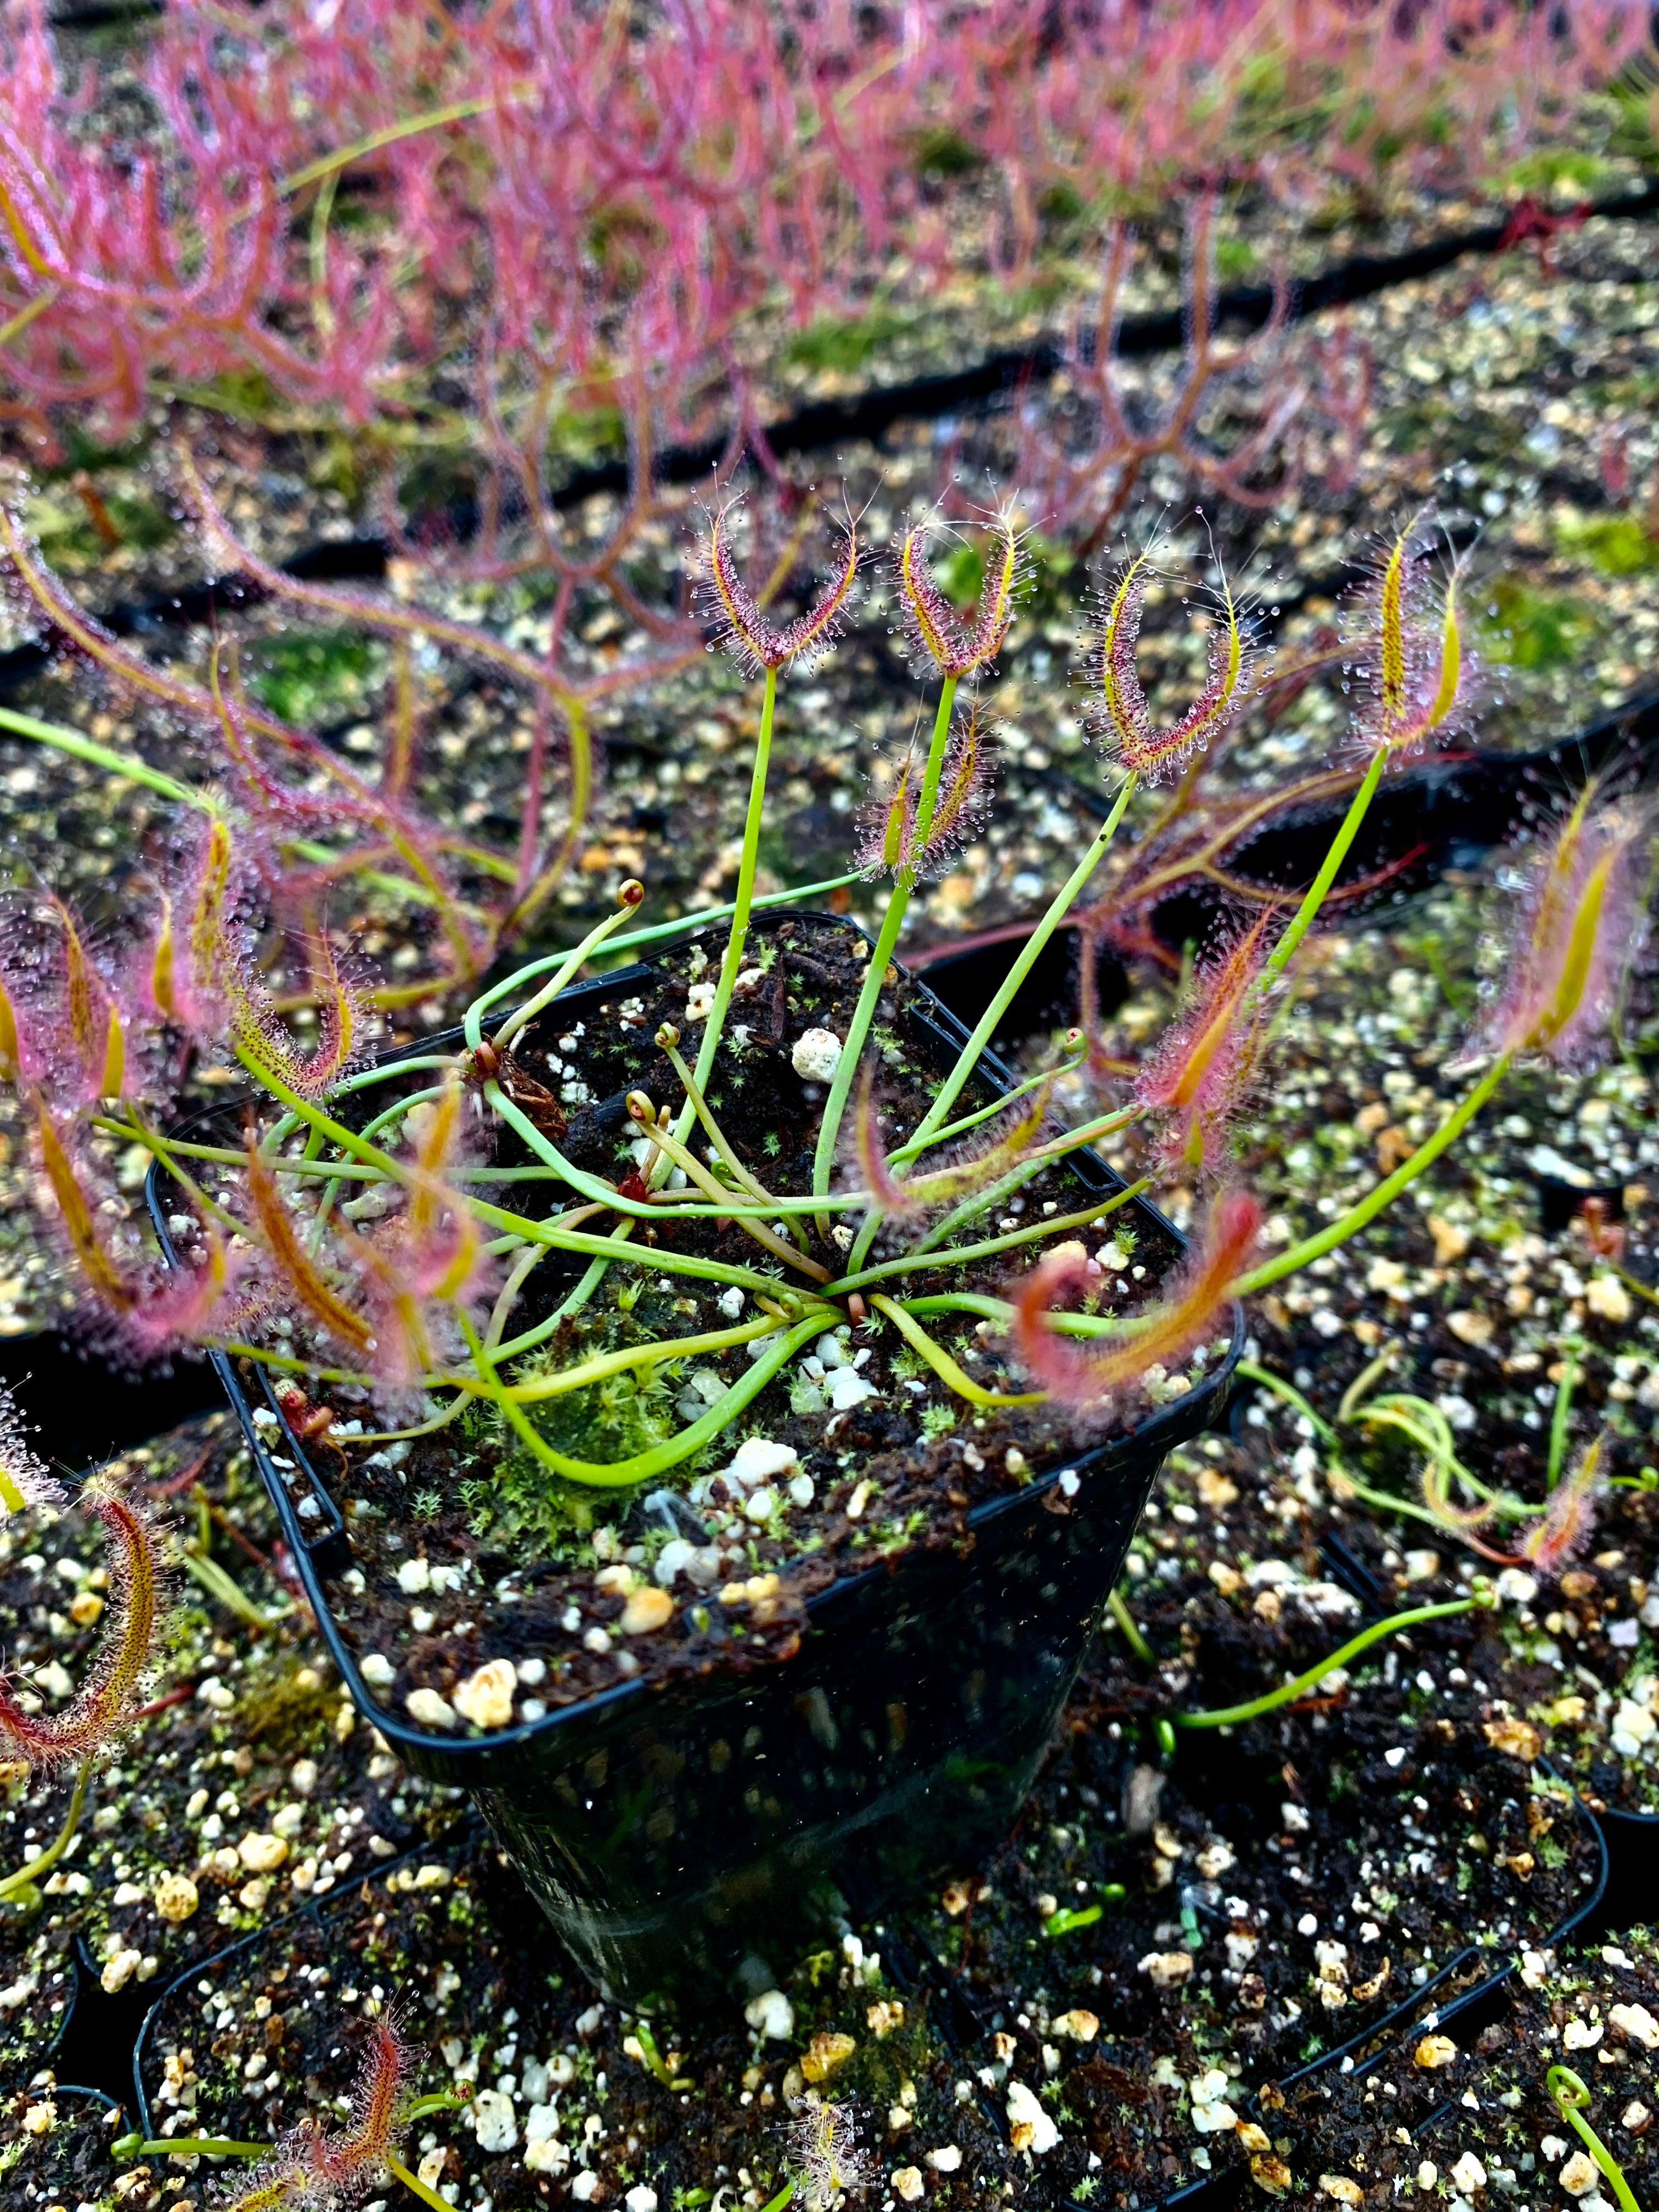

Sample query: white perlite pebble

[396,1558,431,1594]
[1560,2153,1600,2196]
[453,1660,517,1730]
[406,1688,457,1730]
[624,2190,659,2212]
[1610,2003,1659,2050]
[1138,1952,1193,1989]
[1450,2154,1487,2194]
[469,2089,518,2153]
[360,1654,395,1688]
[744,1988,794,2040]
[1006,2080,1059,2155]
[724,1437,799,1486]
[827,1368,878,1412]
[892,2170,924,2203]
[928,2146,963,2172]
[717,1286,745,1318]
[792,1028,843,1082]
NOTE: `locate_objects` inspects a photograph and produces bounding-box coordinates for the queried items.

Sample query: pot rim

[146,908,1244,1763]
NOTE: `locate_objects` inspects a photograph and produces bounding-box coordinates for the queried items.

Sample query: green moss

[1502,148,1618,196]
[1475,577,1597,672]
[907,125,986,180]
[1214,238,1259,284]
[246,629,382,728]
[1556,513,1659,577]
[785,307,915,376]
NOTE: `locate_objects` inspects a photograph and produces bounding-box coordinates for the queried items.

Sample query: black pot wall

[151,913,1241,2003]
[0,1331,223,1477]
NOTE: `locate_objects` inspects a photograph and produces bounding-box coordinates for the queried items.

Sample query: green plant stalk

[1358,1397,1514,1507]
[498,1316,783,1402]
[678,665,780,1140]
[388,2154,459,2212]
[1254,741,1388,998]
[871,1294,1042,1407]
[1548,1345,1579,1490]
[1547,2068,1643,2212]
[827,1183,1148,1300]
[178,1543,283,1630]
[1108,1587,1156,1667]
[0,1756,92,1904]
[113,2135,269,2160]
[887,1047,1087,1165]
[220,1072,800,1301]
[1237,1358,1340,1447]
[0,705,218,814]
[490,894,648,1054]
[459,1309,827,1489]
[1176,1596,1482,1729]
[811,675,958,1206]
[876,1104,1140,1271]
[899,1291,1156,1339]
[908,770,1138,1148]
[1227,1056,1512,1297]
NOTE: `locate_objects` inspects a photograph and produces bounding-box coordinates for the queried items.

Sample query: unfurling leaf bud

[618,878,645,907]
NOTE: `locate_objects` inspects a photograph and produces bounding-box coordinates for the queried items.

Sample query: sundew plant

[0,494,1651,1613]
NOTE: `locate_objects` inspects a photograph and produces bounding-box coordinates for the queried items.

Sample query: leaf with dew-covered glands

[854,697,998,880]
[1480,783,1655,1071]
[242,1136,379,1364]
[1081,526,1257,781]
[1133,913,1277,1175]
[850,1060,1059,1220]
[0,1471,168,1769]
[1009,1189,1260,1408]
[219,2013,411,2212]
[0,1379,60,1517]
[891,499,1032,683]
[697,494,861,677]
[1346,509,1477,757]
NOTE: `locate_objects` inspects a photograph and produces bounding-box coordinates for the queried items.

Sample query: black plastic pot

[0,1330,224,1478]
[1259,1761,1607,2127]
[1595,1804,1658,1933]
[149,912,1242,2004]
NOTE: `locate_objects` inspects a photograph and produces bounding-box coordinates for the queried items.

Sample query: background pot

[150,913,1241,2004]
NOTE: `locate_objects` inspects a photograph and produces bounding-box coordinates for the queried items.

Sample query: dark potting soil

[900,1536,1605,2210]
[0,1418,465,2087]
[1269,1923,1659,2211]
[242,915,1199,1731]
[2,2082,126,2207]
[137,1829,1016,2212]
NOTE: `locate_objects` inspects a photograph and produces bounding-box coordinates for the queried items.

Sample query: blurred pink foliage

[0,0,1648,451]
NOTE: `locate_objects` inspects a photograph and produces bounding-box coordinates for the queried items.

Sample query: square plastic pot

[149,912,1242,2002]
